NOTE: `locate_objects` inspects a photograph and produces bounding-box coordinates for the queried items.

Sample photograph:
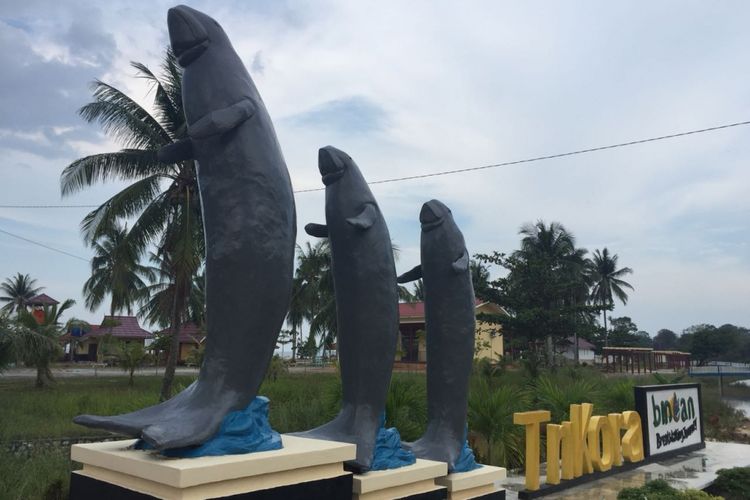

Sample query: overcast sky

[0,0,748,336]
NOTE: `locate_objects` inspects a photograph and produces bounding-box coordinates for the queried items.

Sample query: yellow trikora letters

[515,403,644,491]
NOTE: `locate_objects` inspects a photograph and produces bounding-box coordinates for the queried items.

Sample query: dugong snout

[168,5,209,66]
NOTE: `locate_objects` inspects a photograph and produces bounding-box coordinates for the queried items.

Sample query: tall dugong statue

[397,200,476,471]
[297,146,399,472]
[74,5,296,450]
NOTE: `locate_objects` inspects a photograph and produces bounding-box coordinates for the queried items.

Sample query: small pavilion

[603,346,691,373]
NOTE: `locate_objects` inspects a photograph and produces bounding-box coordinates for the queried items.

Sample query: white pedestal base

[352,459,448,500]
[435,465,507,499]
[70,435,356,500]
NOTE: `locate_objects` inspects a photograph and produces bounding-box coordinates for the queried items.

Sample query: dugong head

[167,5,230,67]
[419,199,453,232]
[419,199,470,277]
[318,146,352,186]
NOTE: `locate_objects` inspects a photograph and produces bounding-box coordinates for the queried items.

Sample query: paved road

[0,366,201,378]
[0,364,337,379]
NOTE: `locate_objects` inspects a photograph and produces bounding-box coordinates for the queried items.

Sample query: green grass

[0,447,75,500]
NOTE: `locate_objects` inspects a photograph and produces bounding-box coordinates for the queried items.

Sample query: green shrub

[618,479,720,499]
[597,379,635,414]
[532,374,599,422]
[385,375,427,441]
[467,378,530,468]
[709,466,750,500]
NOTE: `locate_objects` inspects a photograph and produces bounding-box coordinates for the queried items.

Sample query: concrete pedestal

[351,459,448,500]
[435,465,507,500]
[69,435,356,500]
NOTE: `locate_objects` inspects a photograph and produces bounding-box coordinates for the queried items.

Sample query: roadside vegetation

[1,364,748,499]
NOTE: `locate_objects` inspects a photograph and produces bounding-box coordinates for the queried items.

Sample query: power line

[2,119,749,203]
[0,228,89,262]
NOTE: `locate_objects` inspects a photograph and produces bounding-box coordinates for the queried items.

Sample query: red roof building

[156,322,206,364]
[397,300,507,366]
[67,315,153,362]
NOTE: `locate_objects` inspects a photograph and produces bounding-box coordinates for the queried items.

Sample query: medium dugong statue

[297,146,399,472]
[397,200,476,471]
[74,5,296,450]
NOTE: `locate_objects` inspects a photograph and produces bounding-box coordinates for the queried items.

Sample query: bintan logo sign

[635,384,704,458]
[513,403,644,493]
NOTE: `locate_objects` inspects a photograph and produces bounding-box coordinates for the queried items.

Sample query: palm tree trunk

[291,328,297,363]
[603,310,608,347]
[160,281,184,401]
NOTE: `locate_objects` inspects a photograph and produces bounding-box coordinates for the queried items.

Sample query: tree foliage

[0,273,43,314]
[61,49,204,400]
[476,221,602,363]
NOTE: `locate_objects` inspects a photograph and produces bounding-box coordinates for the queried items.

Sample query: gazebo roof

[27,293,59,306]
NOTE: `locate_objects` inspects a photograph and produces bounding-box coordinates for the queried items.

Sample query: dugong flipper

[397,200,475,472]
[292,147,399,472]
[73,5,296,450]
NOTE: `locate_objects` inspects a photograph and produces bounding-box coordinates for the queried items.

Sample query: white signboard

[636,384,704,457]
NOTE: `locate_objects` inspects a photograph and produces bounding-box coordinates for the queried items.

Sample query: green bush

[708,466,750,500]
[532,374,599,422]
[618,479,720,499]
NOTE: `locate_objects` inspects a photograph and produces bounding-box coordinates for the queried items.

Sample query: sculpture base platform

[352,459,447,500]
[69,435,356,500]
[434,465,507,500]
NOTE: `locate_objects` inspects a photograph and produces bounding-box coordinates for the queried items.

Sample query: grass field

[0,366,747,499]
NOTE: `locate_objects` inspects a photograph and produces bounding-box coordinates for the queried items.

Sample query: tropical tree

[60,49,205,400]
[0,273,43,314]
[470,259,491,299]
[0,313,16,370]
[116,341,149,386]
[589,248,633,345]
[138,247,203,399]
[410,279,425,301]
[14,300,75,387]
[83,223,153,316]
[477,221,594,365]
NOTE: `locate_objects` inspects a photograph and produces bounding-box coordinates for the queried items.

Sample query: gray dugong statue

[74,5,296,450]
[296,146,399,472]
[398,200,475,471]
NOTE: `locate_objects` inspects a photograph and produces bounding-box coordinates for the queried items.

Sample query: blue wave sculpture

[370,414,417,471]
[135,396,282,458]
[451,427,481,473]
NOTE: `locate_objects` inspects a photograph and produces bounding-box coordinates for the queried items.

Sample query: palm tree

[138,248,203,398]
[590,248,634,346]
[83,223,153,316]
[470,259,491,299]
[515,221,590,362]
[411,279,425,301]
[60,49,204,400]
[0,273,43,314]
[14,300,75,387]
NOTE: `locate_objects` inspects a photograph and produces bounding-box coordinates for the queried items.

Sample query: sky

[0,0,748,336]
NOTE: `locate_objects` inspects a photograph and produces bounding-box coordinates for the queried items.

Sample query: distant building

[396,301,506,367]
[156,323,206,364]
[66,315,153,362]
[26,293,59,324]
[561,336,596,362]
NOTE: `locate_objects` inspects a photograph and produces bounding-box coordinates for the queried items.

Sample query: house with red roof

[397,300,507,367]
[155,322,206,364]
[67,315,153,362]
